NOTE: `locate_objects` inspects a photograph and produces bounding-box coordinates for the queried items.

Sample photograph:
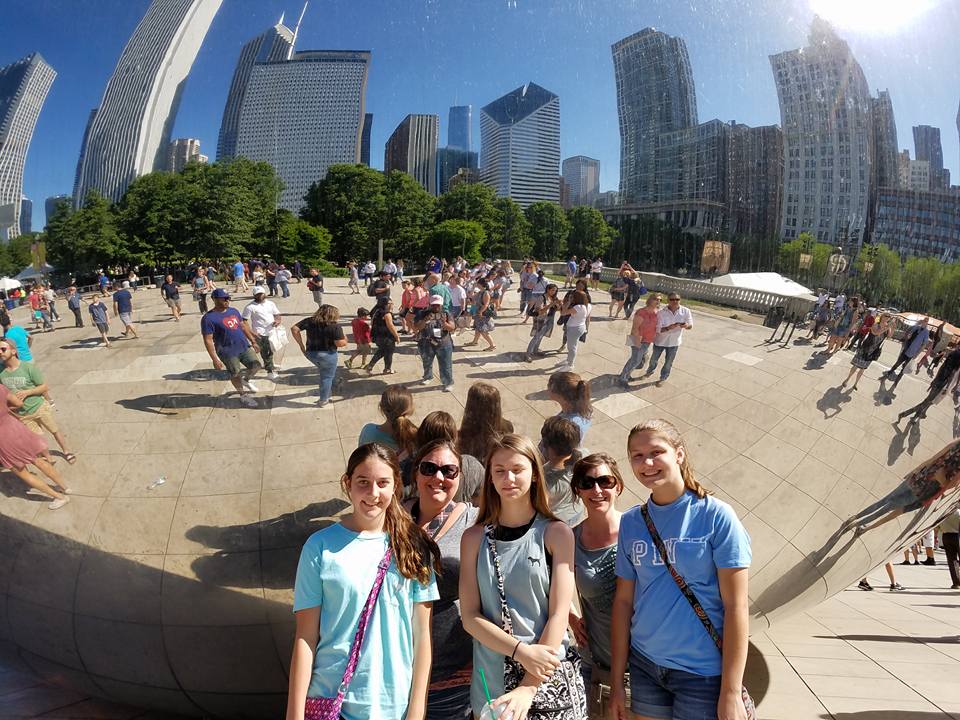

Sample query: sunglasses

[574,475,619,491]
[418,461,460,480]
[668,297,680,302]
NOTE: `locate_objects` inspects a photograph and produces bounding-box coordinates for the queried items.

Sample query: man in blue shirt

[233,260,248,293]
[112,281,138,339]
[883,317,929,388]
[566,256,578,288]
[98,272,110,296]
[1,313,32,361]
[201,288,262,408]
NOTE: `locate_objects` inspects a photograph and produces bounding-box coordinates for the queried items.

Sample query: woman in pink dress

[0,383,70,509]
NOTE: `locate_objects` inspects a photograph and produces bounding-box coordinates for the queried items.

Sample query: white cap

[121,280,130,288]
[252,286,267,295]
[429,294,443,305]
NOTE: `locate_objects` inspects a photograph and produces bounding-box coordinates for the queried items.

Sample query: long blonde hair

[342,443,441,583]
[627,419,709,499]
[476,433,559,526]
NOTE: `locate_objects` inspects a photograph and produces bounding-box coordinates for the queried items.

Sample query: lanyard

[415,500,457,539]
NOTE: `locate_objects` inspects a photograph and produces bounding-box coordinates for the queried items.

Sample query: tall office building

[384,114,439,194]
[0,52,55,240]
[612,29,697,203]
[480,82,560,208]
[19,197,32,234]
[360,113,373,166]
[216,19,295,161]
[907,160,931,191]
[44,195,70,226]
[168,138,205,172]
[448,105,471,151]
[770,18,873,247]
[913,125,947,190]
[235,50,370,212]
[872,188,960,262]
[871,91,899,189]
[74,0,222,207]
[562,156,600,207]
[727,124,784,241]
[436,147,478,194]
[897,149,911,188]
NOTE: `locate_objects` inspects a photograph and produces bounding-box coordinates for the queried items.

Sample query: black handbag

[484,525,586,719]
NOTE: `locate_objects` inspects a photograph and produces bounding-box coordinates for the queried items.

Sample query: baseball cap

[429,294,443,305]
[252,286,267,296]
[121,280,130,288]
[211,288,231,300]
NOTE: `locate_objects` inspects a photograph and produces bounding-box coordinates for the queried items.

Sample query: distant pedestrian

[347,261,360,294]
[897,346,960,424]
[307,269,324,306]
[525,283,561,361]
[291,304,347,407]
[840,312,892,391]
[366,299,400,374]
[241,287,281,381]
[160,274,182,321]
[98,271,110,296]
[42,285,60,322]
[415,296,456,391]
[464,279,495,351]
[87,295,111,348]
[589,257,603,290]
[192,269,212,314]
[883,317,929,388]
[276,265,292,297]
[346,307,372,369]
[619,294,661,387]
[558,289,591,371]
[66,286,83,327]
[232,259,247,293]
[200,288,262,408]
[939,506,960,589]
[565,256,578,288]
[113,281,139,338]
[643,293,692,386]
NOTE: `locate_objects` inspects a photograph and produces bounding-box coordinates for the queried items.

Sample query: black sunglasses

[418,461,460,480]
[574,475,619,491]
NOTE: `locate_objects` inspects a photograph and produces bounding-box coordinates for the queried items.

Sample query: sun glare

[808,0,941,35]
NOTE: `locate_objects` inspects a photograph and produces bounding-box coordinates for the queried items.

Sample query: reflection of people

[897,347,960,424]
[842,439,960,536]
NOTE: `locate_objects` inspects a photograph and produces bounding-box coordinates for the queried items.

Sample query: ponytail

[379,385,418,457]
[627,419,709,499]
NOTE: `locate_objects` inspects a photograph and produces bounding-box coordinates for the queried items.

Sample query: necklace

[414,500,457,539]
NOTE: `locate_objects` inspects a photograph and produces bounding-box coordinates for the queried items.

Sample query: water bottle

[147,476,166,490]
[478,703,513,720]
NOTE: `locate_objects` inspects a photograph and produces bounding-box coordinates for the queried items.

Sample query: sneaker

[442,385,453,393]
[922,558,936,566]
[889,583,905,591]
[242,379,259,393]
[419,378,432,386]
[857,579,874,591]
[899,560,912,565]
[48,497,70,510]
[266,371,279,381]
[239,395,257,408]
[950,584,960,590]
[317,399,329,407]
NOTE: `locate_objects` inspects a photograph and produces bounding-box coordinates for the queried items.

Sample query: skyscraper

[168,138,204,172]
[360,113,373,166]
[74,0,222,207]
[561,156,601,207]
[44,195,70,226]
[612,29,697,203]
[235,50,370,212]
[770,18,873,247]
[385,114,439,194]
[436,147,478,194]
[216,19,295,161]
[871,91,899,189]
[0,52,55,240]
[19,197,32,234]
[913,125,947,190]
[480,82,560,208]
[448,105,471,151]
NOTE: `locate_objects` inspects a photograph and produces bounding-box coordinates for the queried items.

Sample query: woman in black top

[366,298,401,374]
[291,304,347,407]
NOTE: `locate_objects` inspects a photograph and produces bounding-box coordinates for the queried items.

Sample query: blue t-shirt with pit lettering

[615,490,751,676]
[200,308,249,358]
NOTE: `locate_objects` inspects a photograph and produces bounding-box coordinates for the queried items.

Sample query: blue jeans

[629,649,721,720]
[279,281,289,297]
[419,342,453,386]
[305,350,339,402]
[620,341,650,381]
[646,344,678,380]
[527,321,552,355]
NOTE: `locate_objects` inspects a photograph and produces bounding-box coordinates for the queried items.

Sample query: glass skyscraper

[385,114,439,195]
[913,125,948,190]
[561,156,600,207]
[448,105,471,151]
[0,52,55,240]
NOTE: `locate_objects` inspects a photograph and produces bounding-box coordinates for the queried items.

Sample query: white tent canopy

[711,272,814,298]
[0,277,22,292]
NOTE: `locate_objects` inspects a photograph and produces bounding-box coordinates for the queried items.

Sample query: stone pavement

[0,277,957,719]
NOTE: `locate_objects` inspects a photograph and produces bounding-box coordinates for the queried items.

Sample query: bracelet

[510,640,522,660]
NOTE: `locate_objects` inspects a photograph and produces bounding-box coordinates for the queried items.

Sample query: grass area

[544,274,765,325]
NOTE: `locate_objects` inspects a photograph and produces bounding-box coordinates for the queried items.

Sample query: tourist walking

[42,284,60,322]
[287,443,439,720]
[643,293,693,386]
[568,453,624,719]
[241,287,282,381]
[459,433,586,720]
[457,382,514,462]
[87,295,111,347]
[346,261,360,294]
[307,269,324,307]
[465,279,495,352]
[160,274,182,321]
[622,271,644,319]
[558,290,591,371]
[232,259,247,293]
[346,308,372,369]
[939,505,960,589]
[883,317,930,388]
[366,300,400,374]
[112,281,139,339]
[415,296,456,391]
[291,304,347,407]
[609,419,752,720]
[618,294,661,387]
[359,386,419,459]
[547,370,594,445]
[403,439,479,719]
[609,273,628,318]
[825,297,861,354]
[589,258,603,291]
[276,265,292,297]
[0,380,70,509]
[565,256,578,288]
[201,288,262,408]
[525,283,561,362]
[192,269,212,314]
[840,312,893,391]
[896,346,960,424]
[66,286,83,327]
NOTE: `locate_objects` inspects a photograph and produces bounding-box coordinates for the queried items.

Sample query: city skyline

[5,0,960,231]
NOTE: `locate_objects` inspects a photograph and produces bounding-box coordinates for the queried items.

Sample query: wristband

[510,640,522,660]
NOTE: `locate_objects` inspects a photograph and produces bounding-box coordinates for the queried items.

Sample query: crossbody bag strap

[483,525,514,634]
[639,503,723,653]
[336,546,393,695]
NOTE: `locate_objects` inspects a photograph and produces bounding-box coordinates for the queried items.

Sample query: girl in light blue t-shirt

[609,419,752,720]
[289,443,441,720]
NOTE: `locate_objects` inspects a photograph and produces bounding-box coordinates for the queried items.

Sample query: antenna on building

[278,11,285,25]
[291,1,309,52]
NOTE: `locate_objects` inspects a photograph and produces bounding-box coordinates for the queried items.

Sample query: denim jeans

[646,344,678,380]
[527,321,552,355]
[419,342,453,386]
[629,648,721,720]
[565,324,586,368]
[620,341,650,381]
[279,281,289,297]
[305,350,339,402]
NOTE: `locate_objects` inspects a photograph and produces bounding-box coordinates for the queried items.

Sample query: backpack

[366,282,378,297]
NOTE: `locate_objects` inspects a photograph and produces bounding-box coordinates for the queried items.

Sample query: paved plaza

[1,277,958,719]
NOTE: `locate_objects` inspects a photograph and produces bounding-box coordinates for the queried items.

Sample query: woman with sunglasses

[567,453,624,718]
[403,439,479,719]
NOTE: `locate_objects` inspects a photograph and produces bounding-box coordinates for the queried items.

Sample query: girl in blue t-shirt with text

[609,419,752,720]
[288,443,441,720]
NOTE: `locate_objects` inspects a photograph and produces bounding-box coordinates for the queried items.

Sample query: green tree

[272,210,332,265]
[933,264,960,322]
[45,191,123,275]
[427,220,486,263]
[436,183,499,241]
[302,164,385,263]
[116,171,186,265]
[0,233,35,277]
[382,171,436,263]
[852,244,901,306]
[525,201,570,260]
[566,206,615,261]
[901,256,943,313]
[489,197,532,259]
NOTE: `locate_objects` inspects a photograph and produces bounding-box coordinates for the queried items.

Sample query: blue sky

[7,0,960,231]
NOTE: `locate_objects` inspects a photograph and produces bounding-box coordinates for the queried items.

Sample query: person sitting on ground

[359,385,419,460]
[457,382,514,462]
[539,416,585,526]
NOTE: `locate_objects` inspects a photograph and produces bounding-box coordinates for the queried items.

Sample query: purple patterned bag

[303,547,392,720]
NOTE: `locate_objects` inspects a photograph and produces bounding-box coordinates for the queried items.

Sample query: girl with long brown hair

[609,419,751,720]
[547,371,594,445]
[459,434,585,720]
[359,385,419,459]
[288,443,440,720]
[457,382,514,462]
